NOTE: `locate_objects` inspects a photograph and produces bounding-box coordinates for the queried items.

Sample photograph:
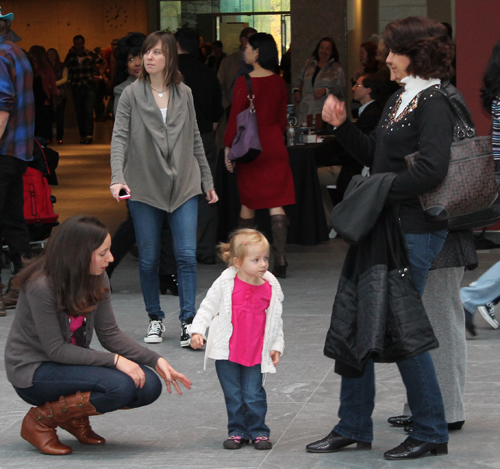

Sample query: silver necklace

[149,84,169,98]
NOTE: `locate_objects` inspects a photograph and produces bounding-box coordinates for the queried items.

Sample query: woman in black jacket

[306,17,455,460]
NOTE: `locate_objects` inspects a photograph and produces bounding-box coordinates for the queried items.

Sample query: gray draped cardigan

[110,80,213,212]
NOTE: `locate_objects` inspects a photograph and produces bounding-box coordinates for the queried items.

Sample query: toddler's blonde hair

[219,228,270,267]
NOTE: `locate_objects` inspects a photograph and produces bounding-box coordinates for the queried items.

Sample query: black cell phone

[118,188,130,199]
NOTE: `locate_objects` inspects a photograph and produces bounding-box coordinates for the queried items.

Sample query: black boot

[271,214,289,279]
[159,274,179,296]
[238,217,255,229]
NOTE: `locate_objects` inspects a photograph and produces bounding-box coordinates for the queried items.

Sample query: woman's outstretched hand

[110,183,131,202]
[322,94,346,128]
[115,355,146,388]
[155,357,192,395]
[206,190,219,204]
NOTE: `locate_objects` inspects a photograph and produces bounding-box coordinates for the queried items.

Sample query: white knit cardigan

[190,267,285,373]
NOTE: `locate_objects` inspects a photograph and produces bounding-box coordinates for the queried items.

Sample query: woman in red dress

[224,33,296,278]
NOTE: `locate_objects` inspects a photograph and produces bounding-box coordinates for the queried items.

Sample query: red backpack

[23,166,59,225]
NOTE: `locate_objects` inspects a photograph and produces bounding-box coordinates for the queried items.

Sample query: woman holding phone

[110,31,218,346]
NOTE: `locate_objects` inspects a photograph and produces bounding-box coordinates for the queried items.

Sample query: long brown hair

[29,45,51,72]
[15,215,109,316]
[138,31,183,87]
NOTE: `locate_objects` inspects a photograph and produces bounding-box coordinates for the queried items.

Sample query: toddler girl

[190,229,284,450]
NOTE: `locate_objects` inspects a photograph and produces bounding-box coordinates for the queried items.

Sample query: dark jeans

[334,230,448,444]
[106,203,176,278]
[72,84,95,139]
[0,154,31,278]
[128,197,198,321]
[215,360,269,440]
[14,362,162,414]
[196,132,218,260]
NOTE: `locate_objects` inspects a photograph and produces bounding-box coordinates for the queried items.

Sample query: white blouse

[396,75,441,117]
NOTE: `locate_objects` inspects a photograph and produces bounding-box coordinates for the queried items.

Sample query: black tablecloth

[216,143,330,246]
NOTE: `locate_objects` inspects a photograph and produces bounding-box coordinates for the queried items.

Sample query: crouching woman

[4,215,191,455]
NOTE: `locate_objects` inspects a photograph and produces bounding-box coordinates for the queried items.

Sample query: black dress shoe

[448,420,465,431]
[306,430,371,453]
[387,415,413,427]
[384,437,448,460]
[406,421,464,433]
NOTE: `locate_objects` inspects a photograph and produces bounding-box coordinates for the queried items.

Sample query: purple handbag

[227,74,262,164]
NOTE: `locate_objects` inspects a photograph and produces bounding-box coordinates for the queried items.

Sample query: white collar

[358,100,374,116]
[396,75,441,117]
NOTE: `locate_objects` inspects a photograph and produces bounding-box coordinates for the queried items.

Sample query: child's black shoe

[223,435,249,449]
[253,436,272,450]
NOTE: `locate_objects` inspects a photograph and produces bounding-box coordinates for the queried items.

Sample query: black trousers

[0,154,31,277]
[196,132,218,260]
[72,84,95,139]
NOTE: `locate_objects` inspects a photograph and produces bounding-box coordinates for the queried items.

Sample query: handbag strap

[435,86,476,139]
[244,74,256,113]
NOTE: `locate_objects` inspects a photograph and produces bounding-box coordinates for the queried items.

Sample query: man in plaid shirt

[0,8,34,315]
[65,35,103,144]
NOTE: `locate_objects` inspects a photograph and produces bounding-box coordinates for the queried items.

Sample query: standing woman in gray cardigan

[4,215,191,455]
[110,31,218,346]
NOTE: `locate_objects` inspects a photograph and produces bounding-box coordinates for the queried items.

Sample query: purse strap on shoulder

[244,73,256,113]
[435,85,476,139]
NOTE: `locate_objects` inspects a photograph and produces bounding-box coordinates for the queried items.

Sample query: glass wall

[159,0,291,58]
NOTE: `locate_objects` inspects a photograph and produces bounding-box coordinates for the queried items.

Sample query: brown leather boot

[3,277,19,309]
[20,391,104,455]
[238,217,255,229]
[57,392,105,445]
[21,403,73,455]
[0,283,6,317]
[271,214,289,279]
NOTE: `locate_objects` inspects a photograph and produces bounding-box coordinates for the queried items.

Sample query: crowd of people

[1,4,500,462]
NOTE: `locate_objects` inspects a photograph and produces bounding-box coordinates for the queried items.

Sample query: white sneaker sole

[144,336,163,343]
[180,338,191,347]
[477,306,500,329]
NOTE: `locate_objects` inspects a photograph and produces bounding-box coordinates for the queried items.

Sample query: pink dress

[229,276,271,367]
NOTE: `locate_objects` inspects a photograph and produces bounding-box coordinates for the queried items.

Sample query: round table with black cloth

[216,141,340,245]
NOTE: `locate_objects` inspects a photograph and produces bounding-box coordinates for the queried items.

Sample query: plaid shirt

[65,48,103,87]
[0,33,34,161]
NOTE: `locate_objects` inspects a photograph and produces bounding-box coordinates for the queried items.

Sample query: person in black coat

[175,28,224,265]
[307,17,455,461]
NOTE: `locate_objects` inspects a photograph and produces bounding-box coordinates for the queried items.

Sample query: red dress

[224,74,296,210]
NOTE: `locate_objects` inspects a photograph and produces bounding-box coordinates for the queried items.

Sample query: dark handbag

[227,74,262,164]
[405,89,498,221]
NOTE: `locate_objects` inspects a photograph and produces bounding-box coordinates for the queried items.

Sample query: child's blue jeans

[215,360,270,440]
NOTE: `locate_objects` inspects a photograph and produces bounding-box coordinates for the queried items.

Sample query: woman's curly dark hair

[383,16,455,80]
[481,40,500,113]
[115,32,146,87]
[312,37,340,64]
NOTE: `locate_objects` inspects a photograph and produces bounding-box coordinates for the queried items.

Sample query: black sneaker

[180,320,192,347]
[477,302,499,329]
[144,320,165,343]
[223,436,249,449]
[253,436,272,450]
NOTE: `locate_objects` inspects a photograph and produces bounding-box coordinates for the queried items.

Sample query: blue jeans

[461,260,500,313]
[215,360,270,440]
[14,362,162,414]
[128,197,198,321]
[334,230,448,444]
